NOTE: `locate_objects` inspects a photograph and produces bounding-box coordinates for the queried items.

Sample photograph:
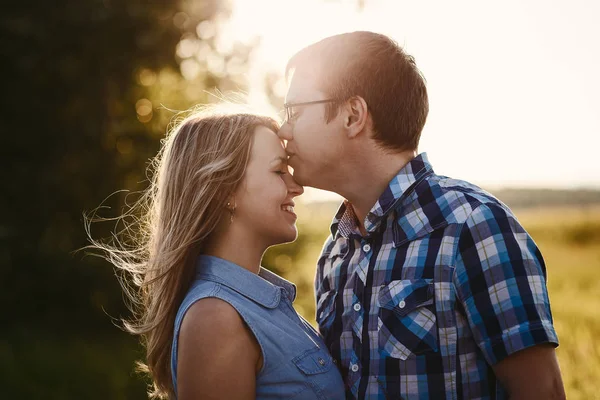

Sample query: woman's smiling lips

[281,202,297,219]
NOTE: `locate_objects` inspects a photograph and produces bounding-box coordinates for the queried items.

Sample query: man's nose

[277,123,293,140]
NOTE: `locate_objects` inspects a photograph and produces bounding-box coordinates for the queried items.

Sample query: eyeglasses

[283,98,338,124]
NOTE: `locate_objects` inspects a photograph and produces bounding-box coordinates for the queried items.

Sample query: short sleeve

[453,203,559,365]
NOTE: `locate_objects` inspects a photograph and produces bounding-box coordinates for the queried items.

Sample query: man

[278,31,565,399]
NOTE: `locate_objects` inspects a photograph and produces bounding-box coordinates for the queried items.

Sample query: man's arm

[493,344,565,399]
[454,202,564,399]
[177,297,261,400]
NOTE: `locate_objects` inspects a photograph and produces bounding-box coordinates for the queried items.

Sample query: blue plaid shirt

[315,153,558,399]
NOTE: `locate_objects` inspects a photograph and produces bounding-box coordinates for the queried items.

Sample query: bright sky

[221,0,599,202]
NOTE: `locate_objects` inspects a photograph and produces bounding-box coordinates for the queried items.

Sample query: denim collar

[195,255,296,309]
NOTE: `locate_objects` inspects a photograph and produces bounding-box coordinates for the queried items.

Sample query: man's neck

[340,149,417,235]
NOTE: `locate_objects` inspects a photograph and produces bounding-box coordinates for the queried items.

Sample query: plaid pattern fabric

[315,153,558,399]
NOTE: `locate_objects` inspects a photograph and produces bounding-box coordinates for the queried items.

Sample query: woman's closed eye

[271,157,289,176]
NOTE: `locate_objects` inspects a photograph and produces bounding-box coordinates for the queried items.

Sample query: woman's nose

[284,173,304,197]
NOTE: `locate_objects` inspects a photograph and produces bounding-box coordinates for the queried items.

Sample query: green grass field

[515,206,600,400]
[265,204,600,399]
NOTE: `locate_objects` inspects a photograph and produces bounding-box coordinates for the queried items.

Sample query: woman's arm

[177,297,261,400]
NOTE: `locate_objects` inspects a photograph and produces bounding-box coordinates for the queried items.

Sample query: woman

[89,105,345,399]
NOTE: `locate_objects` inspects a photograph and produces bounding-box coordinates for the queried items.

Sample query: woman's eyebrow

[270,156,288,166]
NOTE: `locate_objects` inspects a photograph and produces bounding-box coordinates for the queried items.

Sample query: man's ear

[344,96,369,139]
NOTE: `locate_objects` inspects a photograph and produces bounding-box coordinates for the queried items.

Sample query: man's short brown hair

[286,31,429,151]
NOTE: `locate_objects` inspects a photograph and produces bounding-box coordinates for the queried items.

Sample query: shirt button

[362,244,371,252]
[318,358,326,366]
[398,300,406,309]
[353,303,361,312]
[350,363,359,372]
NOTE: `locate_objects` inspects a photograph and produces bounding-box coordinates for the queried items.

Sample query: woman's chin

[272,228,298,246]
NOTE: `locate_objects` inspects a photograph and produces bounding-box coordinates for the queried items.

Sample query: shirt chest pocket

[290,347,343,400]
[377,279,438,360]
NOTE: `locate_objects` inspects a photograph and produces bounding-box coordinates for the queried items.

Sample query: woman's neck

[203,225,266,274]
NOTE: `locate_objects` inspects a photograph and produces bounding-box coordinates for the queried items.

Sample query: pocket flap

[292,347,333,375]
[378,279,434,318]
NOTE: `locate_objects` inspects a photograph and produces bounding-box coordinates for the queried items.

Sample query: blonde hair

[87,104,280,398]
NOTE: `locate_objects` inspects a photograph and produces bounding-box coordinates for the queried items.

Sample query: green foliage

[0,0,254,398]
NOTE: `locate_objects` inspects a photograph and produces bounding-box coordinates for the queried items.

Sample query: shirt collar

[195,255,296,309]
[330,152,434,238]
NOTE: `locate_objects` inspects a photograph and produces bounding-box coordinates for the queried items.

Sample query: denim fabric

[172,255,345,399]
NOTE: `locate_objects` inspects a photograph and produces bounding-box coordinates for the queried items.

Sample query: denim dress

[171,255,345,399]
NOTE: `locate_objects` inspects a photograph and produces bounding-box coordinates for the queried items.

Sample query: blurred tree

[0,0,258,398]
[0,0,356,397]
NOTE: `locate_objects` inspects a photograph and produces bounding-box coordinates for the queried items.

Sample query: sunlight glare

[219,0,600,199]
